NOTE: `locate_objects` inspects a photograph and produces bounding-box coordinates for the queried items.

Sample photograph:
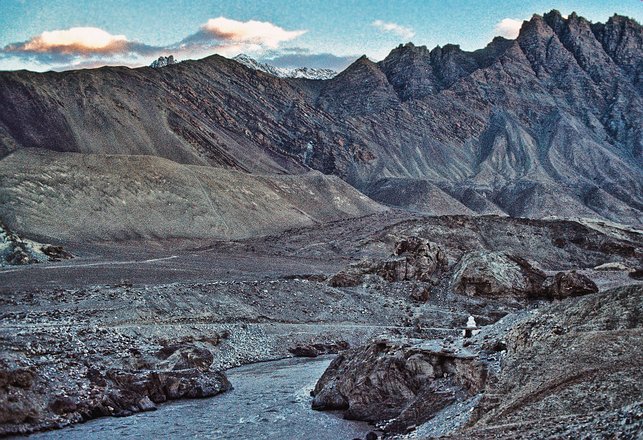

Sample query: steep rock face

[0,11,641,225]
[311,340,487,432]
[592,14,643,89]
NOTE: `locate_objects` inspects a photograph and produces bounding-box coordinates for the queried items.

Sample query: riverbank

[16,356,374,440]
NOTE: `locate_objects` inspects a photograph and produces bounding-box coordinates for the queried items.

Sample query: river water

[28,356,372,440]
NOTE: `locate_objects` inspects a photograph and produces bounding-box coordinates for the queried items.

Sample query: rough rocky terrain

[0,212,640,436]
[0,11,641,227]
[312,285,643,438]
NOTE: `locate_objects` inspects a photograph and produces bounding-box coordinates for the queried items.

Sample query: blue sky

[1,0,641,71]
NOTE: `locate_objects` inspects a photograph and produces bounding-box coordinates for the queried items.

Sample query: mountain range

[0,10,641,241]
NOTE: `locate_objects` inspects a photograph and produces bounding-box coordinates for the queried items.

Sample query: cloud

[2,26,160,67]
[371,20,415,40]
[200,17,306,48]
[176,17,307,58]
[16,27,128,54]
[3,27,140,55]
[0,18,308,71]
[494,18,523,39]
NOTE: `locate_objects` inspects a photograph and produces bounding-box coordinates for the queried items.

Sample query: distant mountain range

[0,10,641,240]
[232,54,337,80]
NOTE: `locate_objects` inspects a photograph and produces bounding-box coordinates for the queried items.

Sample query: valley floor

[0,212,641,437]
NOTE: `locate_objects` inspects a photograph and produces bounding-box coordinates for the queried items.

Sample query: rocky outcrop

[329,236,448,287]
[149,55,176,68]
[450,251,546,298]
[386,236,449,281]
[311,339,489,434]
[156,344,215,371]
[450,251,602,301]
[0,336,231,436]
[542,270,598,300]
[97,368,230,416]
[0,220,72,265]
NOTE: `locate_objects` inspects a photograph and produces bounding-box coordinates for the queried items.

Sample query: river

[26,356,372,440]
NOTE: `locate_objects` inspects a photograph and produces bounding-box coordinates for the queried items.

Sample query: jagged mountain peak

[150,55,177,69]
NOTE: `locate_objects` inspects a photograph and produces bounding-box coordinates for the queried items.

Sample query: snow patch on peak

[232,54,337,80]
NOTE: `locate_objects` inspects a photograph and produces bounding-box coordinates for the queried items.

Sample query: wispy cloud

[371,20,415,40]
[0,17,308,71]
[493,18,523,39]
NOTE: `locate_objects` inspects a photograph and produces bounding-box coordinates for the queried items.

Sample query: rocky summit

[0,6,641,440]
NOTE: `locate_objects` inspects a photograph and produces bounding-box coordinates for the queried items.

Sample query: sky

[0,0,641,72]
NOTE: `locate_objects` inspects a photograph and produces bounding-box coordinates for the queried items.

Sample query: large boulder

[156,344,214,371]
[450,251,546,298]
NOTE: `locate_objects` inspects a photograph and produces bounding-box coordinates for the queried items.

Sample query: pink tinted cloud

[199,17,307,49]
[9,27,131,55]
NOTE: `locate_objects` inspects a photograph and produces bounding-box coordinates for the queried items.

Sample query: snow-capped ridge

[232,54,337,80]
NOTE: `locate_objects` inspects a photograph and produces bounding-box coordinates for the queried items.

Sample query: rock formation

[150,55,176,68]
[450,252,546,298]
[542,270,598,299]
[0,220,72,265]
[311,339,488,433]
[329,236,448,287]
[312,285,643,437]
